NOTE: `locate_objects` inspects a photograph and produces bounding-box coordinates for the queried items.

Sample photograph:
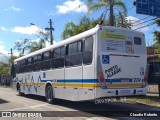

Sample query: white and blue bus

[11,25,148,103]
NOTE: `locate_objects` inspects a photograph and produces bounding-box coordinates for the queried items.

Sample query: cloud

[12,26,45,35]
[1,26,10,31]
[126,16,149,32]
[31,38,56,47]
[45,10,55,16]
[56,0,88,14]
[0,41,9,55]
[4,5,21,12]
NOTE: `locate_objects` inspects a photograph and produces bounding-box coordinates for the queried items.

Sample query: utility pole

[50,19,53,45]
[45,19,54,45]
[8,48,13,57]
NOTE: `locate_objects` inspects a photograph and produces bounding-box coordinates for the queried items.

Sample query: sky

[0,0,159,58]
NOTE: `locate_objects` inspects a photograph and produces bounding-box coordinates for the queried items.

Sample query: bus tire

[45,85,54,104]
[17,83,24,96]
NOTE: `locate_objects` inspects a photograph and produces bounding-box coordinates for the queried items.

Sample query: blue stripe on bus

[40,79,133,83]
[57,79,97,83]
[105,79,133,83]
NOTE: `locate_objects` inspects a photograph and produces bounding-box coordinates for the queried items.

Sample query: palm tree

[117,12,132,28]
[62,21,76,40]
[87,0,127,26]
[62,16,99,40]
[14,39,31,55]
[29,39,46,53]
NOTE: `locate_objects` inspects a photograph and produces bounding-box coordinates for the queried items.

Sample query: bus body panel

[95,26,147,98]
[12,25,147,101]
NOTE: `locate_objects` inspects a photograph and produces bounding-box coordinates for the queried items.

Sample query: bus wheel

[17,84,24,96]
[45,85,54,104]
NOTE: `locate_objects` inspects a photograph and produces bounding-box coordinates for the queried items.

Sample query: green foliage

[116,12,132,28]
[61,16,99,40]
[153,19,160,43]
[86,0,128,26]
[0,62,10,76]
[14,38,31,55]
[14,30,49,56]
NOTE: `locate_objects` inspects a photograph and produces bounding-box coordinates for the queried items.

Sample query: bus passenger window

[43,51,51,61]
[52,47,65,69]
[134,37,141,45]
[68,42,77,55]
[83,36,93,65]
[65,41,82,67]
[33,54,41,71]
[27,57,33,72]
[42,51,51,70]
[54,48,60,58]
[60,46,65,57]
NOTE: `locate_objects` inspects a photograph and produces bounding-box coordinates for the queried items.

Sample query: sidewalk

[147,92,159,97]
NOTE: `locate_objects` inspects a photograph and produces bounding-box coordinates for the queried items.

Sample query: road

[0,87,160,120]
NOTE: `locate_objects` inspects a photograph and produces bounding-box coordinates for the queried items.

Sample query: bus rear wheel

[45,85,54,104]
[17,83,24,96]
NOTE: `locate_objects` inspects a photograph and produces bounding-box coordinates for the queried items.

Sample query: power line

[134,22,155,30]
[133,17,157,27]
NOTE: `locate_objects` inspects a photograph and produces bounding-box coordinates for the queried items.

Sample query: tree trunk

[109,1,114,26]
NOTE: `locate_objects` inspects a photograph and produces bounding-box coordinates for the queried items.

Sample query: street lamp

[30,19,54,45]
[30,23,48,40]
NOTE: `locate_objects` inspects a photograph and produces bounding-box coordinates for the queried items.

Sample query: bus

[11,25,148,103]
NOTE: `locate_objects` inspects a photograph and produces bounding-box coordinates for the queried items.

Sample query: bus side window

[42,51,51,70]
[33,54,41,71]
[20,59,26,73]
[52,46,65,69]
[83,36,93,65]
[27,57,33,72]
[65,41,82,67]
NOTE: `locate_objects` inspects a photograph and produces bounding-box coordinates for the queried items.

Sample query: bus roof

[14,25,100,62]
[14,25,144,62]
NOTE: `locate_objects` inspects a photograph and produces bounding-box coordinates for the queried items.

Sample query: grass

[0,85,11,88]
[126,95,160,105]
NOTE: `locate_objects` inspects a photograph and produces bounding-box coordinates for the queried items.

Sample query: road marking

[5,103,49,111]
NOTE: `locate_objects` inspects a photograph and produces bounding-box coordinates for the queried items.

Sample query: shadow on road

[0,98,9,104]
[19,94,160,118]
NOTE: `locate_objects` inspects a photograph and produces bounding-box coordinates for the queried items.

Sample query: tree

[86,0,127,26]
[14,30,49,55]
[62,21,76,40]
[116,12,132,28]
[0,62,10,76]
[14,39,31,55]
[153,19,160,43]
[29,39,46,52]
[62,16,99,40]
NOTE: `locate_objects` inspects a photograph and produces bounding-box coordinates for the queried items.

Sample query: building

[147,46,160,84]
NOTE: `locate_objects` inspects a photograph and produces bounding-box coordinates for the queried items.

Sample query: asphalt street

[0,87,160,120]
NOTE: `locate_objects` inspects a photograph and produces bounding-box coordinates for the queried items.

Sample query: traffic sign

[136,0,160,17]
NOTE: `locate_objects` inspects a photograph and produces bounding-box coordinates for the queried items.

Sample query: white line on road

[5,103,49,111]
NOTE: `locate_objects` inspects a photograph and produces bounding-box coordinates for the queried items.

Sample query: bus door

[82,36,95,89]
[65,41,83,100]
